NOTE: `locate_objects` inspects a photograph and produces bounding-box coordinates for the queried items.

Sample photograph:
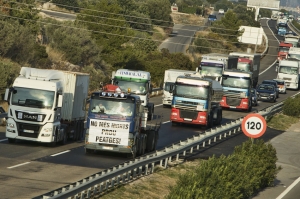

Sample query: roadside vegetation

[0,0,271,97]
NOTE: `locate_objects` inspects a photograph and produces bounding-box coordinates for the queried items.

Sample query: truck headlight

[7,123,14,128]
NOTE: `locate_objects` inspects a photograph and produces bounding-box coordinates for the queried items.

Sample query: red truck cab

[278,42,293,62]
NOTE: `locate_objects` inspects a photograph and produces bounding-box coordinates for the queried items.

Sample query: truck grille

[17,123,41,138]
[283,77,292,81]
[174,104,196,111]
[226,98,241,106]
[179,110,198,120]
[224,90,241,98]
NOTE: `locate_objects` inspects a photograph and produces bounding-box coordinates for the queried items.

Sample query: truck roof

[279,42,293,47]
[229,52,261,58]
[289,47,300,53]
[223,69,252,77]
[176,74,223,90]
[114,69,150,80]
[201,53,229,61]
[279,59,299,66]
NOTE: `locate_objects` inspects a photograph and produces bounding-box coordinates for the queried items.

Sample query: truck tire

[8,138,16,144]
[146,130,156,152]
[147,104,154,121]
[247,100,252,112]
[85,148,93,154]
[138,134,146,156]
[60,129,67,145]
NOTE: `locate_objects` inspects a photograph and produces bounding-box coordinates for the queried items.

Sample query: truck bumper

[170,108,207,125]
[286,82,298,89]
[5,118,56,143]
[220,97,249,110]
[85,143,132,153]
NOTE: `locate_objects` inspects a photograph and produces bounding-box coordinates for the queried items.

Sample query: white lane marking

[276,176,300,199]
[7,162,31,169]
[51,150,70,157]
[154,104,163,107]
[0,139,8,142]
[162,121,170,124]
[258,19,280,76]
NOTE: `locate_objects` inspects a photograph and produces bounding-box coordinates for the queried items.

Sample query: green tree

[0,60,20,99]
[211,10,243,43]
[0,0,39,32]
[233,5,260,27]
[76,0,133,53]
[146,0,173,27]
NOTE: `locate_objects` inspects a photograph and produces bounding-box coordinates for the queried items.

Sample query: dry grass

[171,13,206,26]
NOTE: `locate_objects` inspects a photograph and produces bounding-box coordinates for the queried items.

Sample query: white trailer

[162,69,194,107]
[4,67,89,145]
[276,59,300,90]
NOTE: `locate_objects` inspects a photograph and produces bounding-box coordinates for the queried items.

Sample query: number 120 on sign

[241,113,267,138]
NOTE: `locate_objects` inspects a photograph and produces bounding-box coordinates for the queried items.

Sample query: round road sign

[241,113,267,138]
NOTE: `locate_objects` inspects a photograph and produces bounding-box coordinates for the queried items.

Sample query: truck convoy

[169,73,223,127]
[84,84,160,158]
[220,69,253,112]
[278,42,293,62]
[162,69,194,107]
[112,69,154,120]
[4,67,89,145]
[271,10,279,20]
[229,52,261,88]
[197,53,238,82]
[276,58,300,90]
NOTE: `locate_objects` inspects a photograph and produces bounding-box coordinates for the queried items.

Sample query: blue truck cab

[278,26,287,36]
[208,14,217,22]
[84,84,159,158]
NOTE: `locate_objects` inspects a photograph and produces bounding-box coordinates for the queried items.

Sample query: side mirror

[4,88,10,102]
[275,66,278,72]
[57,95,63,108]
[169,85,174,93]
[83,98,90,111]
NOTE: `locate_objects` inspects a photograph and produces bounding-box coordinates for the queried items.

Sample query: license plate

[229,106,236,109]
[102,146,113,150]
[261,96,267,98]
[184,118,192,121]
[23,129,34,133]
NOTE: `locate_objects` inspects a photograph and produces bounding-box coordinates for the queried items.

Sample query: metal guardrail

[287,20,300,35]
[35,94,293,199]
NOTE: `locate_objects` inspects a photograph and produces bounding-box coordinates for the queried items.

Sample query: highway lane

[0,19,299,199]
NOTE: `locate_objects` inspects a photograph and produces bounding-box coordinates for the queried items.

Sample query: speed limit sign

[241,113,267,138]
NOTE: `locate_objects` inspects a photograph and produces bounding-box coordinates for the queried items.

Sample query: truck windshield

[237,62,250,72]
[114,80,148,95]
[279,47,289,52]
[222,76,251,89]
[164,82,173,91]
[89,99,134,117]
[278,65,298,75]
[199,62,223,76]
[288,53,300,60]
[175,85,209,99]
[11,87,55,109]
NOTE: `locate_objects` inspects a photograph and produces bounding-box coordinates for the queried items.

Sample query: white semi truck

[197,53,238,82]
[112,69,154,120]
[276,58,300,90]
[162,69,195,107]
[4,67,89,145]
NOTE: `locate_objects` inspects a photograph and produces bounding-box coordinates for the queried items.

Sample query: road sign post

[241,113,267,138]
